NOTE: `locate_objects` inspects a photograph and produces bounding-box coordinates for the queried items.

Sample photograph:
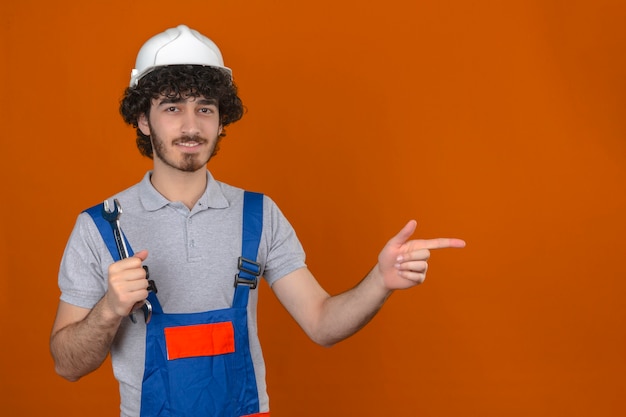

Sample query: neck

[150,163,208,210]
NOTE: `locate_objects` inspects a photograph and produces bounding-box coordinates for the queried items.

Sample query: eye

[199,107,215,114]
[161,105,179,113]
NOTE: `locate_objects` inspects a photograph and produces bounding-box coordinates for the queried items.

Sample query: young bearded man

[50,24,466,417]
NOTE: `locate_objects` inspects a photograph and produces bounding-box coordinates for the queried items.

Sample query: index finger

[410,238,466,250]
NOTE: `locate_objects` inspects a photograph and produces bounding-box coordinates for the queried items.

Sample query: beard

[150,127,222,173]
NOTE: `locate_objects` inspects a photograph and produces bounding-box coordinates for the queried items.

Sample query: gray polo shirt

[58,170,306,416]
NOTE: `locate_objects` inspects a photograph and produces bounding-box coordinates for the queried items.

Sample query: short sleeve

[58,212,114,308]
[261,196,307,286]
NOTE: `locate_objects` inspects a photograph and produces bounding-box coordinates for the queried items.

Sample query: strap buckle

[234,257,261,289]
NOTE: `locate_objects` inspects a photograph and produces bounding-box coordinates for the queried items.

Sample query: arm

[50,251,150,381]
[271,220,465,347]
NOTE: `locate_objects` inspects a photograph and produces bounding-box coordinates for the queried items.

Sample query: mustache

[172,135,208,144]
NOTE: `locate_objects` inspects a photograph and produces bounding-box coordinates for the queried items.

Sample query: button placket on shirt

[186,202,209,261]
[186,215,199,260]
[168,202,201,261]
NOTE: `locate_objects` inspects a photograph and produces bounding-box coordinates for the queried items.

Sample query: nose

[181,111,200,137]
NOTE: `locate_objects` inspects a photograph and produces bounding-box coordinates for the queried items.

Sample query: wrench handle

[112,223,130,259]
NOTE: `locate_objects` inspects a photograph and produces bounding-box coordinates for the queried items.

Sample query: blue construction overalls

[86,191,269,417]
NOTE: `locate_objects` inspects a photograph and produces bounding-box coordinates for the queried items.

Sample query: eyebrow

[157,97,218,106]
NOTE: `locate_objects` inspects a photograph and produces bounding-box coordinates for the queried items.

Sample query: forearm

[50,296,123,381]
[276,221,465,348]
[313,266,393,347]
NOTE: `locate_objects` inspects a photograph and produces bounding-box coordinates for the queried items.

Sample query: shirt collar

[138,170,230,212]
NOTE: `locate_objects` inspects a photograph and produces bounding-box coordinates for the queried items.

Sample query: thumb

[133,249,149,262]
[388,220,417,246]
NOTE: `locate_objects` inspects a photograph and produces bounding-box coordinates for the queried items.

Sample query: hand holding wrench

[102,199,156,324]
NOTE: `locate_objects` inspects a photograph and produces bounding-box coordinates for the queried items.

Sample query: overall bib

[86,191,269,417]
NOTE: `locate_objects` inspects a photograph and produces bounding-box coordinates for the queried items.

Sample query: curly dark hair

[119,65,244,158]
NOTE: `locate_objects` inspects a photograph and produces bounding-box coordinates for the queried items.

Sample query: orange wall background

[1,1,625,416]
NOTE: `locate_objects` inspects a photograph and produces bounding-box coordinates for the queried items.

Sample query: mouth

[177,141,202,147]
[173,137,207,151]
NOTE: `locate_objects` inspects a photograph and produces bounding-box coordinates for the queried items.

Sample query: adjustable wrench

[102,199,156,324]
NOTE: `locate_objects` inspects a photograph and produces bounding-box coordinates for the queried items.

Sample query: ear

[138,113,150,136]
[218,125,223,135]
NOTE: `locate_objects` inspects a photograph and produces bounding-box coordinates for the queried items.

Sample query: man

[50,24,465,417]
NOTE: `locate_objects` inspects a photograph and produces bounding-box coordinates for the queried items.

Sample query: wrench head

[102,198,123,222]
[143,301,153,324]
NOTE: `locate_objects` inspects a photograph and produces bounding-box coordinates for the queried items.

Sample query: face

[139,95,223,173]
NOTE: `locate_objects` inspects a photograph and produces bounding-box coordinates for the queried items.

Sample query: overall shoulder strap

[233,191,264,308]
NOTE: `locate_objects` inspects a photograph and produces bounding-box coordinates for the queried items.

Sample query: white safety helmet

[129,24,232,87]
